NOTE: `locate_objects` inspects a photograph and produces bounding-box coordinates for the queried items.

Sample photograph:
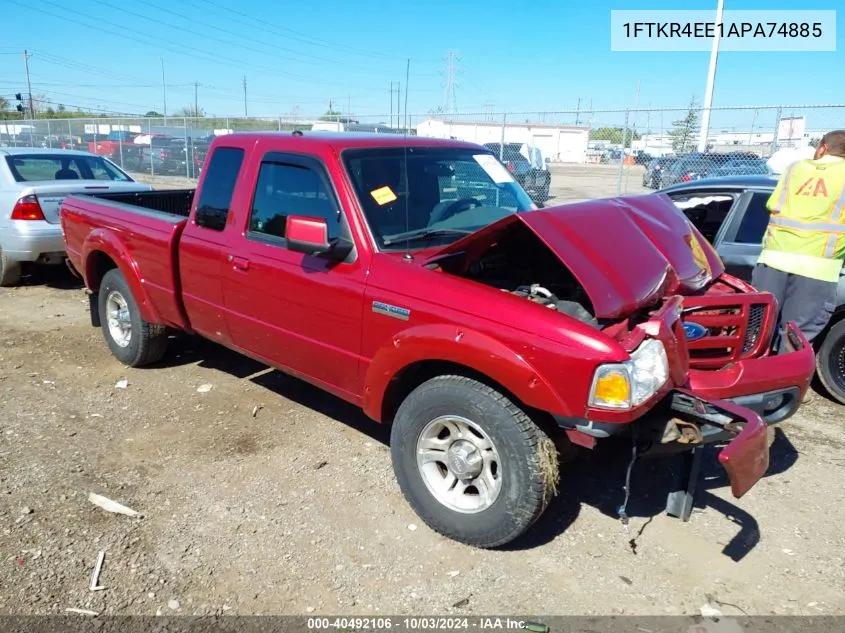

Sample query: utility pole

[348,93,351,120]
[161,57,167,121]
[243,75,248,117]
[389,82,394,128]
[698,0,724,152]
[23,50,35,119]
[194,82,199,117]
[404,58,410,132]
[444,49,459,114]
[575,97,581,125]
[748,108,758,150]
[630,81,641,141]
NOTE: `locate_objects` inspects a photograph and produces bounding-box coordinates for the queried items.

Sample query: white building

[415,118,591,163]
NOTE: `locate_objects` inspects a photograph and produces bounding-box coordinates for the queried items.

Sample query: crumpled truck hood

[428,193,725,319]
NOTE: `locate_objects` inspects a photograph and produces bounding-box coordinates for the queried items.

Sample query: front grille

[742,304,766,353]
[681,296,775,369]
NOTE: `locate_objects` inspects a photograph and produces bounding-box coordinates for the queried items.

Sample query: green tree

[145,110,163,117]
[669,96,700,154]
[589,126,641,147]
[176,105,205,117]
[319,106,342,121]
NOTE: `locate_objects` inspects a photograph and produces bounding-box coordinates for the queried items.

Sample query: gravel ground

[1,269,844,617]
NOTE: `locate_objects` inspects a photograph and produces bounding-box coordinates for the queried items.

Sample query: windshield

[5,154,133,182]
[343,147,535,250]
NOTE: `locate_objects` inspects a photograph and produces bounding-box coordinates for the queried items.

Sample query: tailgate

[31,183,153,224]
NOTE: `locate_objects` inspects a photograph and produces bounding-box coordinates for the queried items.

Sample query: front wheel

[390,375,560,548]
[816,319,845,405]
[97,268,168,367]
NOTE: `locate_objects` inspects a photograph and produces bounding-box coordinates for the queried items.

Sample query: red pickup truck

[60,132,815,548]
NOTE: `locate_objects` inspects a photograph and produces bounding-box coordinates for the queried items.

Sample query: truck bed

[61,191,193,329]
[84,189,196,217]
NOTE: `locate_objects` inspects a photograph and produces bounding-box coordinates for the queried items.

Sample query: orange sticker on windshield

[370,186,398,205]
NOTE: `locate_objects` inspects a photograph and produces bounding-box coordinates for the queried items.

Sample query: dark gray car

[659,175,845,404]
[483,143,551,203]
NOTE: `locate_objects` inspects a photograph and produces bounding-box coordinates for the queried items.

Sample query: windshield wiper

[382,227,473,246]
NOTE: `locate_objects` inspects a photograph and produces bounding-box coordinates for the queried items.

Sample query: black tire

[816,319,845,405]
[0,248,22,287]
[97,268,168,367]
[390,375,559,548]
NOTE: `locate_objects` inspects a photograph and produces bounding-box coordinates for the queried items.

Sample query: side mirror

[285,215,352,260]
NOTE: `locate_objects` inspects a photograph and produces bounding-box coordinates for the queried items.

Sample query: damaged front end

[422,193,805,507]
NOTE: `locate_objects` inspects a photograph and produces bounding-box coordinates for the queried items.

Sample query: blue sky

[1,0,843,129]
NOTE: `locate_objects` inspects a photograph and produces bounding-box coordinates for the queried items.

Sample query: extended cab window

[734,191,771,244]
[194,147,244,231]
[248,160,339,241]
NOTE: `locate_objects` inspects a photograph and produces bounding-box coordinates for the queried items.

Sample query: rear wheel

[97,268,168,367]
[390,375,559,548]
[0,248,22,287]
[816,319,845,405]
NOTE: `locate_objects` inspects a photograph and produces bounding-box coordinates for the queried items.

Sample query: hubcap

[416,415,502,514]
[106,291,132,348]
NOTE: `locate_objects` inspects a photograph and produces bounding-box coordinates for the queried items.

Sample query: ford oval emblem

[683,321,708,342]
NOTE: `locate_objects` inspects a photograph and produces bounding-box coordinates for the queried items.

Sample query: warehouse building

[415,118,591,163]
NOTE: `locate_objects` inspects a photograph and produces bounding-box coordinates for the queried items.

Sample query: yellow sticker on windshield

[370,186,398,206]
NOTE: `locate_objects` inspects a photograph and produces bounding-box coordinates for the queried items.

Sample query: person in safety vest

[751,129,845,346]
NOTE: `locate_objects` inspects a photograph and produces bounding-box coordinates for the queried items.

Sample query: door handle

[227,254,250,271]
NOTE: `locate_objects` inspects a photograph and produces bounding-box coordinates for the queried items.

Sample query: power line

[98,0,389,76]
[190,0,437,63]
[243,75,247,117]
[31,50,154,85]
[8,0,392,92]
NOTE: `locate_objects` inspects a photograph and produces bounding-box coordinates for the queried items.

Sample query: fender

[362,323,570,422]
[82,229,163,325]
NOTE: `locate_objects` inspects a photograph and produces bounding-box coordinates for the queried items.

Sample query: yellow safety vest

[758,156,845,282]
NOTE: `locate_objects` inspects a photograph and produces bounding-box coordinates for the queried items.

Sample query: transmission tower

[444,50,459,114]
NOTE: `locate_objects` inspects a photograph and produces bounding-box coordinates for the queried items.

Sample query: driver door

[220,151,368,399]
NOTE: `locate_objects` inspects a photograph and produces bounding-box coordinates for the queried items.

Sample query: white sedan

[0,147,153,286]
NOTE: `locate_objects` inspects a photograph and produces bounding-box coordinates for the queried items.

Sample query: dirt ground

[1,266,845,618]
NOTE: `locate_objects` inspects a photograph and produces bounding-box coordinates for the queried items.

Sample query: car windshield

[343,147,535,250]
[5,154,133,182]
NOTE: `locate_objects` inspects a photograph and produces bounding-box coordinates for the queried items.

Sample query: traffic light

[15,93,23,113]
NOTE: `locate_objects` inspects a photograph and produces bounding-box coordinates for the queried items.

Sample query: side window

[194,147,245,231]
[669,192,737,243]
[734,191,771,244]
[248,161,339,242]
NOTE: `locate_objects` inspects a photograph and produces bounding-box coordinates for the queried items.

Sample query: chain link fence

[1,104,843,203]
